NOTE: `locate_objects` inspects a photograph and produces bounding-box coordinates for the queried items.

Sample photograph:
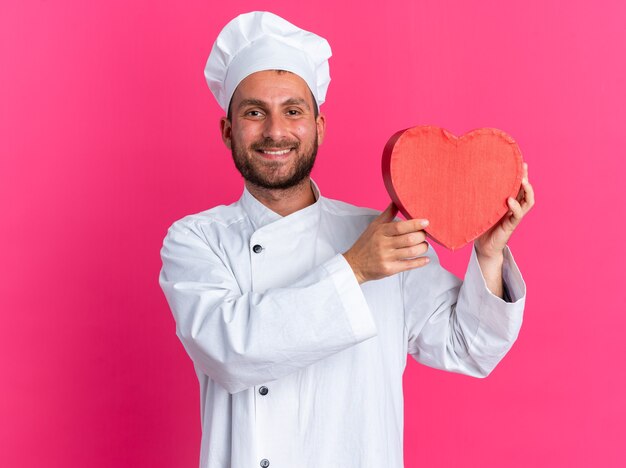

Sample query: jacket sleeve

[404,245,525,377]
[159,220,377,394]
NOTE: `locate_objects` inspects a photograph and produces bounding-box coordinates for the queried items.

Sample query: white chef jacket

[159,181,525,468]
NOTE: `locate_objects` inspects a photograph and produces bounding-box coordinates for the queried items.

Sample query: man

[159,11,534,468]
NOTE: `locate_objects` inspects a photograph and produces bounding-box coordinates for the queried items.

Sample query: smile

[260,149,292,155]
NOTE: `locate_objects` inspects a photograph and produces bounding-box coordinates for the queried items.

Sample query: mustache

[251,138,300,151]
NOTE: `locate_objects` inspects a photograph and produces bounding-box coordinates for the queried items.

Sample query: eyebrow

[237,98,267,110]
[237,97,311,111]
[282,98,311,110]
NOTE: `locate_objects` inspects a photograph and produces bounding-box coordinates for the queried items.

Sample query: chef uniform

[159,11,526,468]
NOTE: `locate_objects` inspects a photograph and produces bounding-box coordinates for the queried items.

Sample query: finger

[507,197,524,224]
[520,178,535,212]
[383,218,429,236]
[390,231,427,249]
[394,255,431,273]
[516,163,529,202]
[392,242,429,260]
[374,202,398,224]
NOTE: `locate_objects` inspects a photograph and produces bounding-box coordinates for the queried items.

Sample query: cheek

[233,125,260,145]
[292,122,317,139]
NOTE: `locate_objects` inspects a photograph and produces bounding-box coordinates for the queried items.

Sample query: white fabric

[204,11,332,112]
[159,181,526,468]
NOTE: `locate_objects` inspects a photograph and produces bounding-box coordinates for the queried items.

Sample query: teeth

[261,149,291,155]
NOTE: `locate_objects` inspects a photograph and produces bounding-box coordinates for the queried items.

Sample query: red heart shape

[382,126,524,251]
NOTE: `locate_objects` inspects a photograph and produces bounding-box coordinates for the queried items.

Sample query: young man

[160,11,534,468]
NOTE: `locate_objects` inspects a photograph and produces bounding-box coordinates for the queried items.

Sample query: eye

[286,109,302,116]
[244,109,264,118]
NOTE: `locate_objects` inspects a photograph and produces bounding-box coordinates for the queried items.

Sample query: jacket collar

[240,180,322,232]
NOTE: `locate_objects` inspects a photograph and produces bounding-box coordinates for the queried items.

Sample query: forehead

[231,70,315,107]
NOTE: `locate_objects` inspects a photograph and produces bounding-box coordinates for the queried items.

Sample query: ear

[220,117,232,150]
[316,114,326,146]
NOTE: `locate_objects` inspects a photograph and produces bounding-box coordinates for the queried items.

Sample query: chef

[159,11,534,468]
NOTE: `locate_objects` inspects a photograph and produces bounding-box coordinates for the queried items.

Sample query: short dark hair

[226,70,319,120]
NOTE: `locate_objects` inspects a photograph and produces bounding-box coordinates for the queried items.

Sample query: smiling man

[223,69,324,203]
[159,11,534,468]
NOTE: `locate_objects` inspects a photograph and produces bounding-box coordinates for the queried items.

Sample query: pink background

[2,1,624,467]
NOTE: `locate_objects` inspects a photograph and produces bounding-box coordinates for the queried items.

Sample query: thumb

[375,202,398,224]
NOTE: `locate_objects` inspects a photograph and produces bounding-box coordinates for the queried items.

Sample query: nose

[262,114,287,141]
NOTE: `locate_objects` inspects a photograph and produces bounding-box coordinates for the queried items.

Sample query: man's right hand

[343,203,430,284]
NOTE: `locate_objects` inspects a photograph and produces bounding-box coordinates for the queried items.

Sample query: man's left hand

[474,162,535,260]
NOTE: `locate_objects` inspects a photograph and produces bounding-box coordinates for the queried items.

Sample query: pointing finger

[383,218,429,236]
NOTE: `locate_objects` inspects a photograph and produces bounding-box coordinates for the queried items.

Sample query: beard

[231,135,318,190]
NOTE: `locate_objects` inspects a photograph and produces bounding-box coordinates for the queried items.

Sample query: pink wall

[2,1,624,467]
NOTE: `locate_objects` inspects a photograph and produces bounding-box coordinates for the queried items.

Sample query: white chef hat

[204,11,332,113]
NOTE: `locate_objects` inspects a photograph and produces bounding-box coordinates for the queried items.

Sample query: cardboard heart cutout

[382,126,523,251]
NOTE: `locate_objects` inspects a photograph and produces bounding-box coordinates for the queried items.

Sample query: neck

[245,178,316,217]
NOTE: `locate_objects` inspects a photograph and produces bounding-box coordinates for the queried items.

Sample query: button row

[257,386,269,468]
